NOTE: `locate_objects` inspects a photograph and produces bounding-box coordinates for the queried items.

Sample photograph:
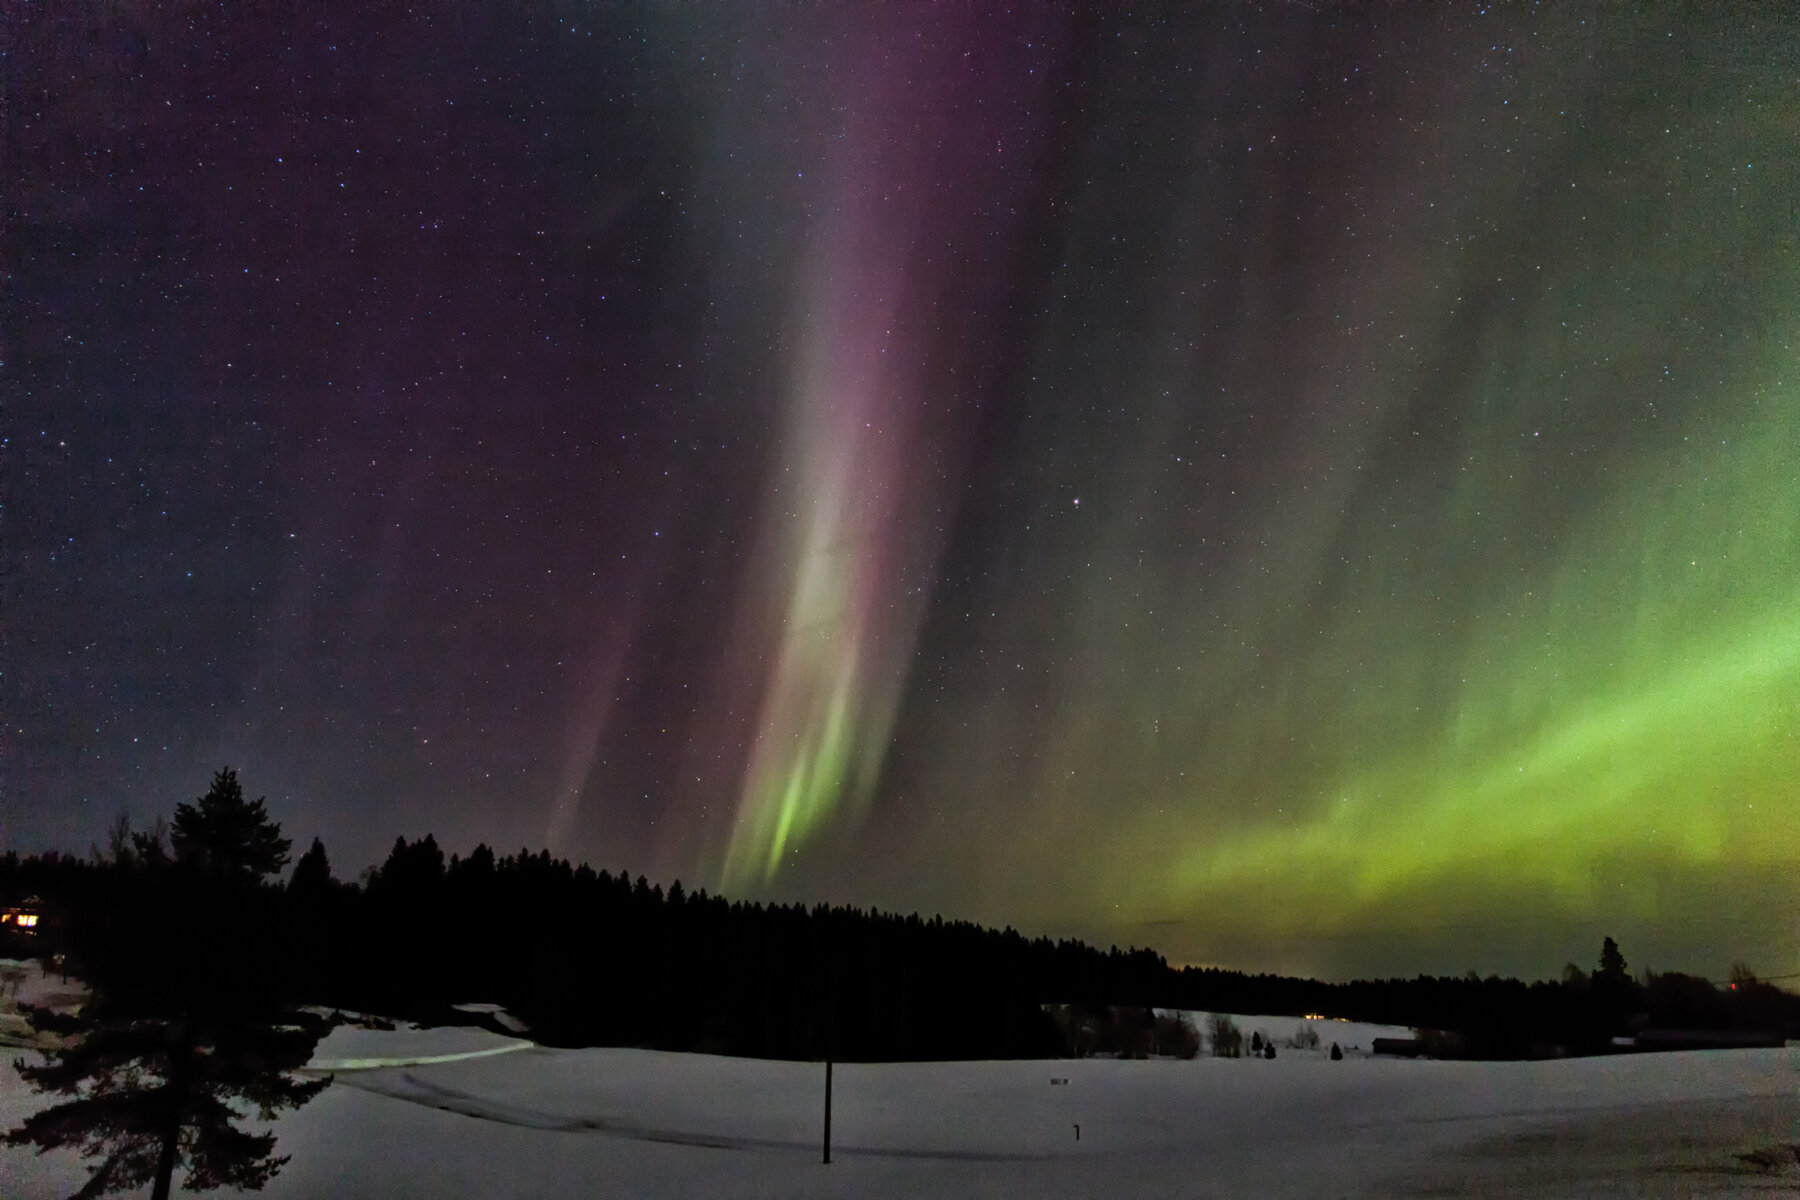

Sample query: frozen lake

[5,1000,1796,1198]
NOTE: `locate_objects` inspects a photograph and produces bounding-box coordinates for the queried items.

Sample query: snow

[1167,1009,1415,1056]
[1,959,82,1009]
[4,989,1797,1197]
[307,1023,534,1071]
[0,957,86,1049]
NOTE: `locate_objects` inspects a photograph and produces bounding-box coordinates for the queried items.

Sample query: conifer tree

[170,769,292,881]
[1591,935,1638,1038]
[288,838,333,898]
[6,775,327,1200]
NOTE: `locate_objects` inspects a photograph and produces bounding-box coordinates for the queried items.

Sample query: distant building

[1,896,59,956]
[1372,1030,1465,1059]
[1632,1028,1788,1051]
[1,896,46,936]
[1371,1037,1425,1058]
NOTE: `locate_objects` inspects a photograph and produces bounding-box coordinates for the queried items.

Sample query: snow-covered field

[1164,1009,1410,1057]
[4,962,1797,1198]
[0,956,86,1049]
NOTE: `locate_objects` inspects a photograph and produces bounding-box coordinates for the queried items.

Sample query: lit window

[16,914,37,928]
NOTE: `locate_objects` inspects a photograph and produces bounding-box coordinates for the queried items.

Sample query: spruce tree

[170,769,292,881]
[6,775,328,1200]
[288,837,333,899]
[1591,935,1638,1039]
[1597,936,1628,985]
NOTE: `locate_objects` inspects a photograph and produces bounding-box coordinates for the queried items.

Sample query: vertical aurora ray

[721,314,916,884]
[718,9,1060,889]
[544,603,639,851]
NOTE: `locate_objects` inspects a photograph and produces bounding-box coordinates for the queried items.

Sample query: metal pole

[822,1059,833,1164]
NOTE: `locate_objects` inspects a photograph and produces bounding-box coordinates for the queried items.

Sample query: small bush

[1046,1004,1169,1058]
[0,962,28,1005]
[1152,1012,1201,1059]
[1045,1004,1103,1057]
[1119,1006,1156,1059]
[1206,1012,1243,1057]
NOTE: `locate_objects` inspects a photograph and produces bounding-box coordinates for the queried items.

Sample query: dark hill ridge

[4,841,1794,1061]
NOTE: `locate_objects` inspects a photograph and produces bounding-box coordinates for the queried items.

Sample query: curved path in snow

[333,1067,1052,1161]
[307,1040,536,1072]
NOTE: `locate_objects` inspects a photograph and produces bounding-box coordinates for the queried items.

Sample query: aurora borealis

[8,3,1798,981]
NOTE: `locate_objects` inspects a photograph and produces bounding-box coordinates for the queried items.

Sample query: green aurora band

[740,8,1800,980]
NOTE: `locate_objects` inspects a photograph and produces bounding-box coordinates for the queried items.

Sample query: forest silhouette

[5,774,1795,1069]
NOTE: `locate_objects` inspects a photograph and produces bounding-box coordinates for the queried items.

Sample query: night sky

[9,3,1798,982]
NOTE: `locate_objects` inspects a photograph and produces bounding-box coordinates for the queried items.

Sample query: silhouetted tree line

[1164,937,1797,1057]
[291,833,1077,1059]
[6,822,1797,1063]
[1050,1005,1202,1059]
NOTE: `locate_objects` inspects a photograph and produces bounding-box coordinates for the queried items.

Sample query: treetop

[170,768,292,881]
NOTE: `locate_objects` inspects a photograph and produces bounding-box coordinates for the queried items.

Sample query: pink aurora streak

[719,8,1062,886]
